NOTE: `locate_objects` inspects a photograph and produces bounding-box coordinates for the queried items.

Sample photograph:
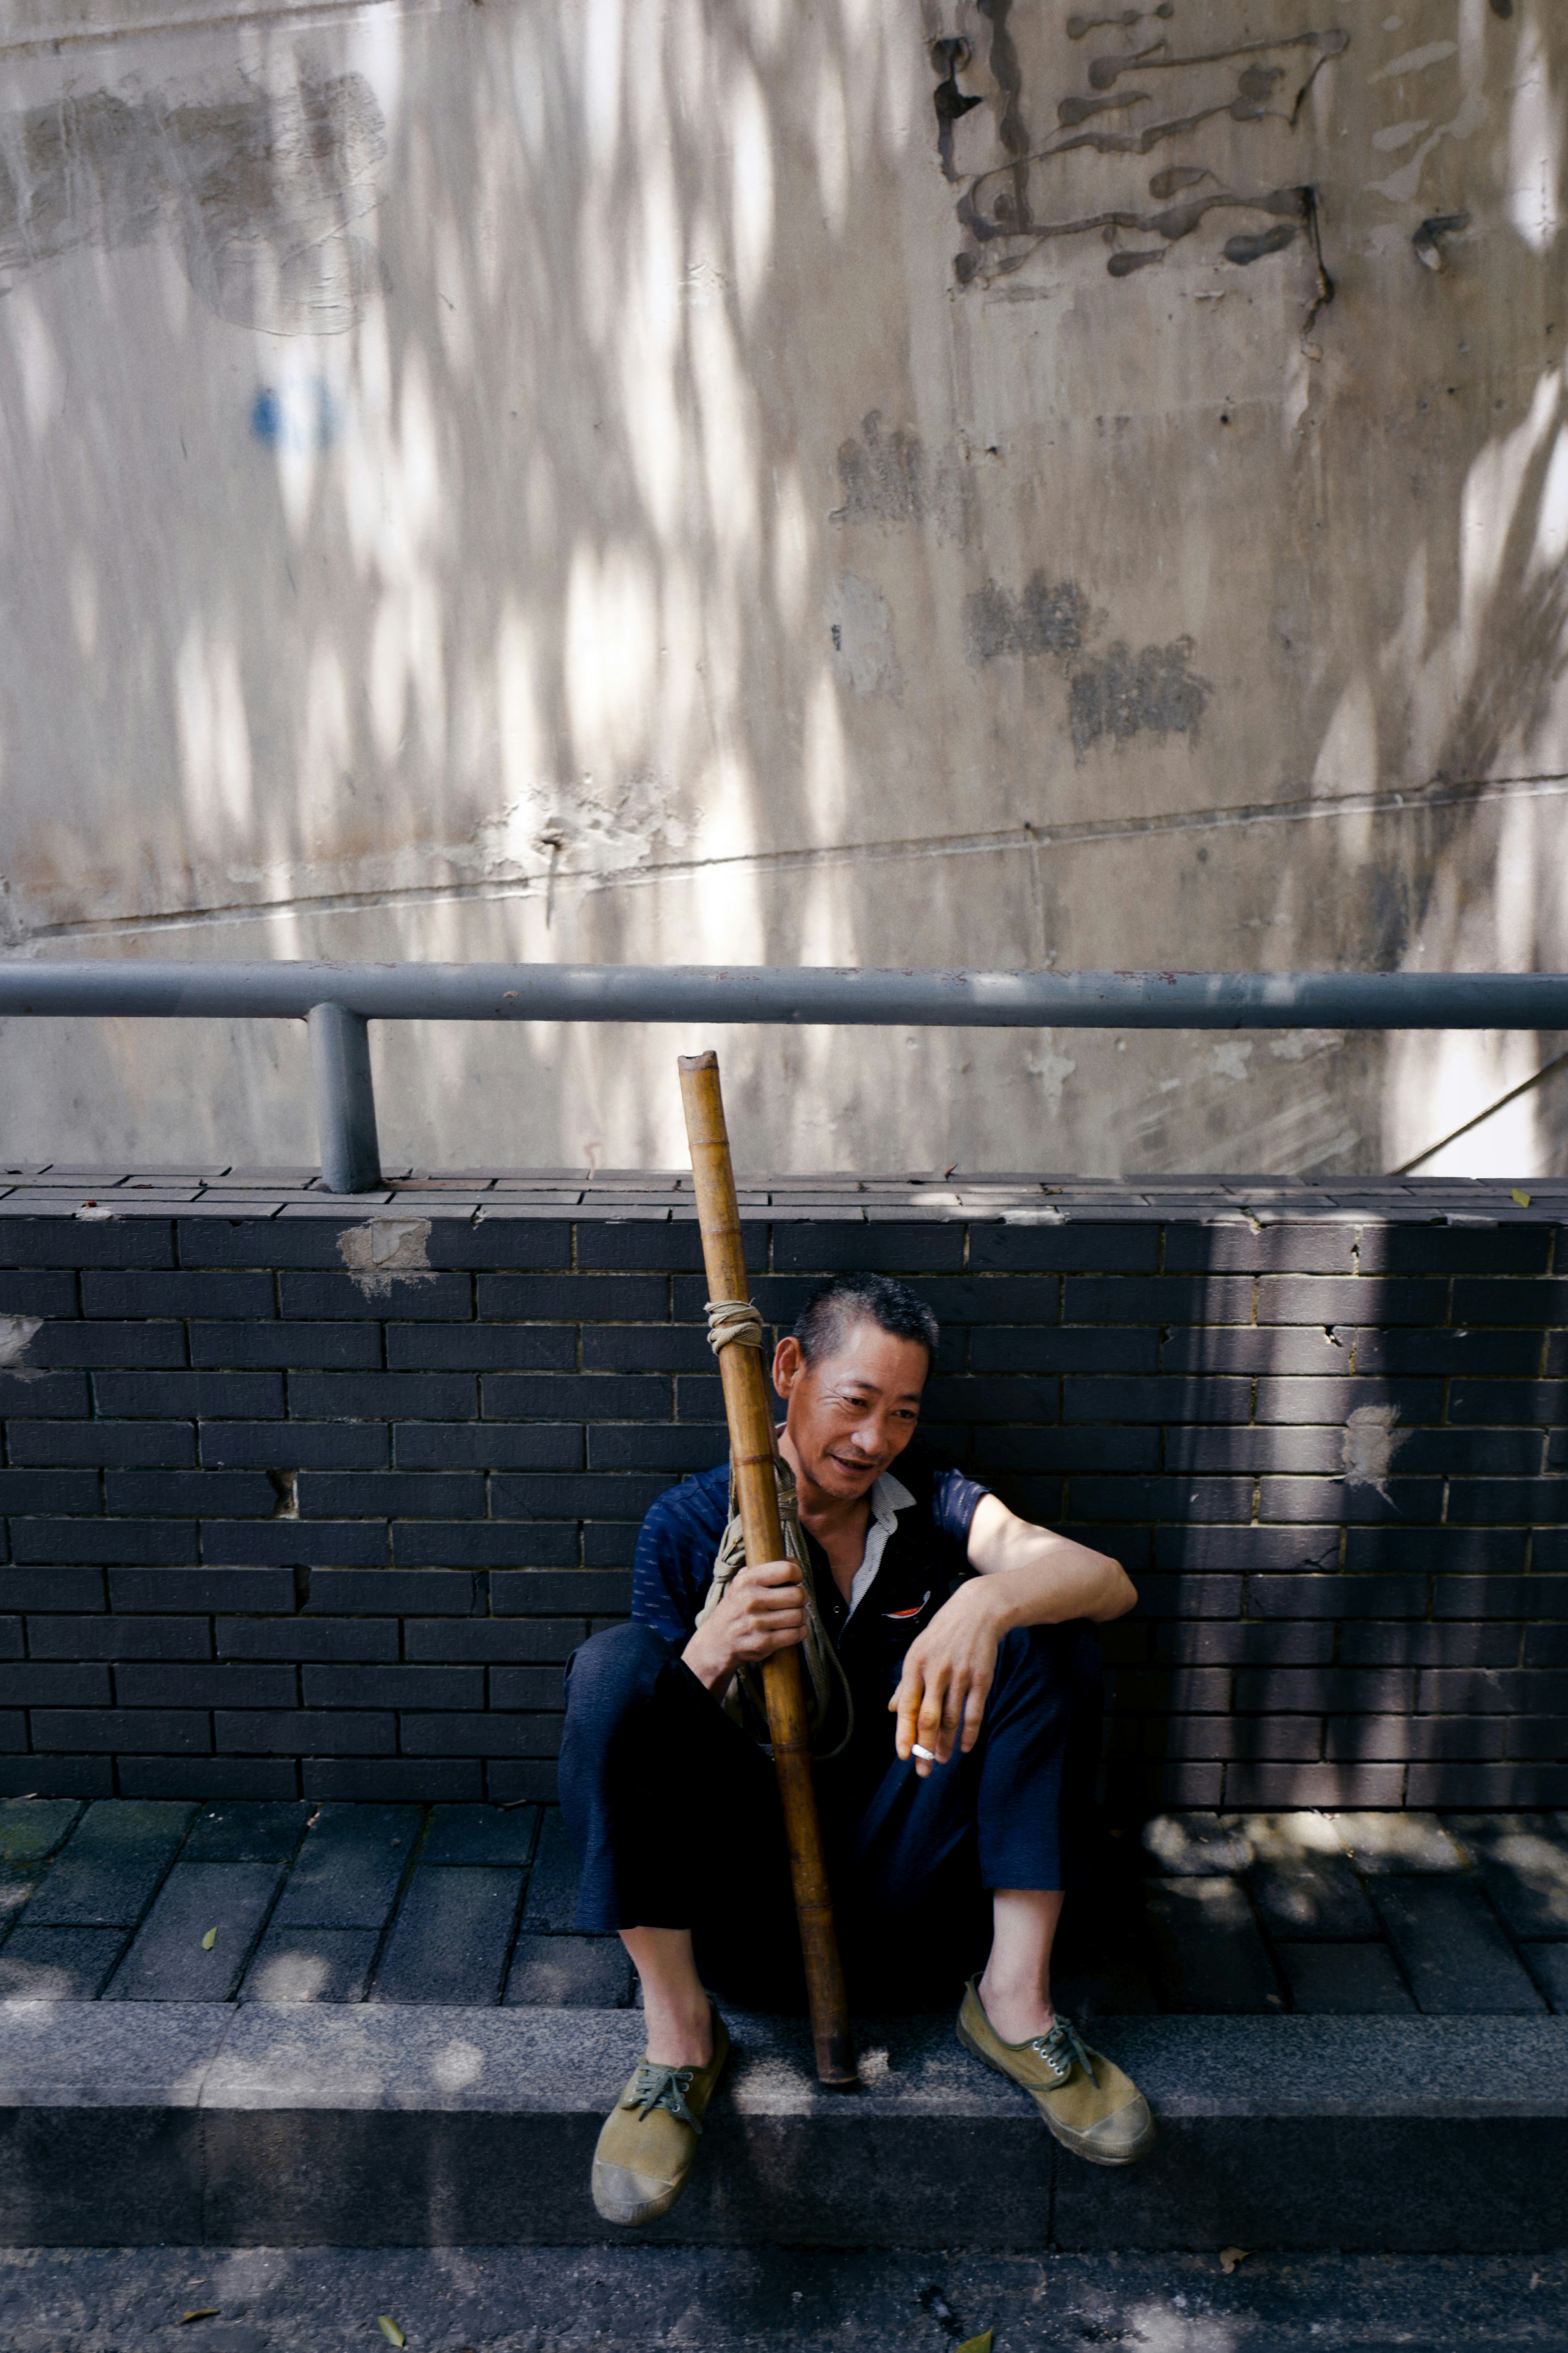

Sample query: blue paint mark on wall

[251,377,339,453]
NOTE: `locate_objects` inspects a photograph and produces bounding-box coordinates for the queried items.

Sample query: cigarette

[911,1743,938,1762]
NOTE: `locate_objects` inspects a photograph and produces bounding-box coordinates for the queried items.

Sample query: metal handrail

[2,959,1563,1192]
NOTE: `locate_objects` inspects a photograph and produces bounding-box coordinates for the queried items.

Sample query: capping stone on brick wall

[1,1168,1566,1811]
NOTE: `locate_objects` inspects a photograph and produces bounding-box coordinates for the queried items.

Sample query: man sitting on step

[558,1269,1155,2227]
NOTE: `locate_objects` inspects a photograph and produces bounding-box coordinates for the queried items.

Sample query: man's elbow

[1093,1552,1138,1622]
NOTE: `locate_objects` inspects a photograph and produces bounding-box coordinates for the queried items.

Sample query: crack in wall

[13,772,1568,944]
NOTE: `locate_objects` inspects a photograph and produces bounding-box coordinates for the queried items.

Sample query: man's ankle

[642,1999,715,2069]
[976,1969,1054,2045]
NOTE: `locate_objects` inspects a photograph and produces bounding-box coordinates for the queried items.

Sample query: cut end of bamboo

[815,2038,861,2090]
[678,1052,731,1156]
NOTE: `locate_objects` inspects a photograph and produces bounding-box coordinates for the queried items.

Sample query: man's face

[772,1316,929,1503]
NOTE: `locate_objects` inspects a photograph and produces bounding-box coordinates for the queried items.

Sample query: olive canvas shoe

[590,2011,731,2226]
[957,1977,1155,2167]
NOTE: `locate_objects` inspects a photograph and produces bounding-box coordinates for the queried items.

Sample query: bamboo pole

[678,1051,857,2088]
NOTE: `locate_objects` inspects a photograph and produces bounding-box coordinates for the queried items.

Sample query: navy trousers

[557,1617,1102,2012]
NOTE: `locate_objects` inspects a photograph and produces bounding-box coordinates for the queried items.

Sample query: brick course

[0,1174,1566,1807]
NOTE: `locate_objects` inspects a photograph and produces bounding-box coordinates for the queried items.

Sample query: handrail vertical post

[309,1002,383,1192]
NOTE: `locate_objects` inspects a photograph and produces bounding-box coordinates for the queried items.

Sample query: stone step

[1,2002,1564,2253]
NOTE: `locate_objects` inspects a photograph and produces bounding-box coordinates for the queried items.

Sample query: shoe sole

[956,2015,1156,2168]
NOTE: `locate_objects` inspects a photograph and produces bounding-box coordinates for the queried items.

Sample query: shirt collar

[844,1470,915,1623]
[868,1470,915,1527]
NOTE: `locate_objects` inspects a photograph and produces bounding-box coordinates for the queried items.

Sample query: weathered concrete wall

[2,0,1567,1176]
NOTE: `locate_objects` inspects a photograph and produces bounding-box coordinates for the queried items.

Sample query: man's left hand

[888,1578,1010,1777]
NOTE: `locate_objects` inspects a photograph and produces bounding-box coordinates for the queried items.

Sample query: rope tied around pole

[695,1296,854,1760]
[704,1298,765,1356]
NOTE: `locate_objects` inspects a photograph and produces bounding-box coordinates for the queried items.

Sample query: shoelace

[623,2062,704,2135]
[1029,2017,1097,2086]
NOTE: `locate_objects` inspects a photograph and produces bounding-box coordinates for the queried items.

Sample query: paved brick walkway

[1090,1805,1568,2017]
[0,1796,623,2007]
[0,1798,1564,2014]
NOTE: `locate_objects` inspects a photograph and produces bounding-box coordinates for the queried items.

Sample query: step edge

[0,2005,1565,2117]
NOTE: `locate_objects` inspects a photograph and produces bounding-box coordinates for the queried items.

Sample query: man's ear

[772,1334,804,1396]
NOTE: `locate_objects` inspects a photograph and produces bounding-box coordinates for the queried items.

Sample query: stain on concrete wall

[964,572,1088,663]
[0,72,386,333]
[966,574,1206,758]
[1070,639,1211,754]
[930,35,984,182]
[830,411,967,540]
[832,410,926,524]
[951,3,1346,298]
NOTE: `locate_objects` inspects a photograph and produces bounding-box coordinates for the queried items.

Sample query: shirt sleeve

[630,1479,726,1643]
[930,1463,991,1549]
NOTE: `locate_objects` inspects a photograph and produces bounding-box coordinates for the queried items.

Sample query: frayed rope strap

[704,1298,764,1355]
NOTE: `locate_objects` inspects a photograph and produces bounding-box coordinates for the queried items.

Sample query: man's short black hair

[792,1272,939,1370]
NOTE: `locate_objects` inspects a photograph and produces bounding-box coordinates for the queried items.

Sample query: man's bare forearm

[966,1551,1131,1633]
[966,1495,1136,1624]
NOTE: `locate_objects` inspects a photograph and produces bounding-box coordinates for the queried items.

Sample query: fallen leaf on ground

[378,2319,406,2347]
[181,2311,219,2324]
[957,2334,993,2353]
[200,1927,217,1950]
[1513,1190,1533,1208]
[1219,2247,1251,2275]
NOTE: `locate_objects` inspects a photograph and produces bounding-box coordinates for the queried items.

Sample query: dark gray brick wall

[2,1171,1568,1808]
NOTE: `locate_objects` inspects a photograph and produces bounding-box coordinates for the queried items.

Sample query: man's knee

[562,1619,678,1736]
[995,1618,1103,1708]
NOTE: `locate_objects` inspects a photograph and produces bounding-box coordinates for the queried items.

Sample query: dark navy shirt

[631,1444,991,1793]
